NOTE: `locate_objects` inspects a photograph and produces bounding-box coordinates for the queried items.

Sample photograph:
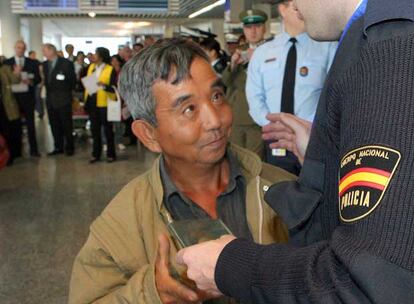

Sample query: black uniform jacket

[215,0,414,303]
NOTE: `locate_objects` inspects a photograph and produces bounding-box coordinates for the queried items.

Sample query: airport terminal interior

[2,0,413,303]
[0,1,283,303]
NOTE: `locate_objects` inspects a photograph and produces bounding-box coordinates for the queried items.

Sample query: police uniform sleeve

[246,48,271,126]
[213,21,414,304]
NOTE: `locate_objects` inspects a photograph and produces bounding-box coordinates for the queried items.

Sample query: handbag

[107,86,122,122]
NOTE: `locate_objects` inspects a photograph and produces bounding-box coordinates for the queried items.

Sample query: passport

[166,218,232,249]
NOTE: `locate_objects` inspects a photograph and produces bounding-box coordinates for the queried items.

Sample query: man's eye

[183,105,195,115]
[212,92,224,103]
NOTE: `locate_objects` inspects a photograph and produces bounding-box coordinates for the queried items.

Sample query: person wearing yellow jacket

[84,47,117,163]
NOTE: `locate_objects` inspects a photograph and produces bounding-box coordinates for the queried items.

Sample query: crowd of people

[0,1,335,172]
[0,36,152,166]
[3,0,413,302]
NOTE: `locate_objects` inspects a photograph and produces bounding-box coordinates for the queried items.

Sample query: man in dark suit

[4,40,41,157]
[42,43,76,156]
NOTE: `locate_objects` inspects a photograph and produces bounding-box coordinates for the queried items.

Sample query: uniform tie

[281,37,297,114]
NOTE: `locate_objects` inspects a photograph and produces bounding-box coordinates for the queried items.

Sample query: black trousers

[0,102,22,161]
[89,106,115,159]
[265,142,302,176]
[15,94,38,154]
[47,103,74,153]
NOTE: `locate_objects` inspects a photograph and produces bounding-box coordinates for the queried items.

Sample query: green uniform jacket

[69,144,296,303]
[222,64,256,126]
[0,65,20,121]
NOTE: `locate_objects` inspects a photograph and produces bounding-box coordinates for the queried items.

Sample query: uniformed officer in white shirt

[246,0,337,175]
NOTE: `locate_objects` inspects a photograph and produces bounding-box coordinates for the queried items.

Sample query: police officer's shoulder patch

[339,145,401,223]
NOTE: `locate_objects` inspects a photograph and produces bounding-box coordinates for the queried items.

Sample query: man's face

[66,45,74,55]
[15,42,26,57]
[243,23,266,44]
[133,45,143,54]
[144,37,155,48]
[152,57,233,166]
[279,1,305,32]
[42,47,55,60]
[122,47,133,60]
[293,0,342,41]
[87,53,95,63]
[29,52,36,60]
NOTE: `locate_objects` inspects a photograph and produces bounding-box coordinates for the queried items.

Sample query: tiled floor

[0,119,157,304]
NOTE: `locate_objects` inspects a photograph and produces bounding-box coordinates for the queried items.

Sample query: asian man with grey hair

[68,38,295,304]
[177,0,414,303]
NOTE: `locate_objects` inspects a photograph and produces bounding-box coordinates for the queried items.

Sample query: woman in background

[84,47,117,163]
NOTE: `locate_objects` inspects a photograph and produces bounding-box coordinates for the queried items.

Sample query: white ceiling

[42,18,167,37]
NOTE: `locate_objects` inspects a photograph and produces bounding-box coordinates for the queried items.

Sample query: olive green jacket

[0,65,20,121]
[222,64,257,126]
[69,144,296,304]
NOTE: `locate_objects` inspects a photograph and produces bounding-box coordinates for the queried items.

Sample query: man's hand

[176,235,236,296]
[262,113,312,165]
[230,50,245,70]
[22,79,32,85]
[155,234,200,304]
[13,65,22,75]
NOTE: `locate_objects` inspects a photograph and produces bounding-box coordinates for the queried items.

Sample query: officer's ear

[131,120,162,153]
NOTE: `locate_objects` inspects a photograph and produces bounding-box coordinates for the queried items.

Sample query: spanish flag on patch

[339,146,400,223]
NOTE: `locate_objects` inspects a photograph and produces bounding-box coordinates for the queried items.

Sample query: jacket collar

[148,143,263,211]
[364,0,414,34]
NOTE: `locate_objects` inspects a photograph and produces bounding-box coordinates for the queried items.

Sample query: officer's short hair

[119,38,209,126]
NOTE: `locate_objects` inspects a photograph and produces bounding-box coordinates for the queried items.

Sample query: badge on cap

[339,145,401,223]
[300,66,309,77]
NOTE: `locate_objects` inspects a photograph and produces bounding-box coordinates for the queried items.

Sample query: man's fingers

[266,112,283,123]
[168,277,199,302]
[279,113,308,134]
[262,122,293,134]
[262,131,294,142]
[157,234,171,270]
[269,139,294,151]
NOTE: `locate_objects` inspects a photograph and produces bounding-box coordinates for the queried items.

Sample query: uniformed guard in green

[223,9,269,158]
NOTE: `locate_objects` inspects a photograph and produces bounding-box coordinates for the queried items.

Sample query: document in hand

[11,83,29,93]
[81,74,100,95]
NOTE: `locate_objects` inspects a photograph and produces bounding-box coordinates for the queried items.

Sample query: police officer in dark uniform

[177,0,414,302]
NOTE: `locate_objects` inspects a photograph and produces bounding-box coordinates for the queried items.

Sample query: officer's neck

[283,22,305,38]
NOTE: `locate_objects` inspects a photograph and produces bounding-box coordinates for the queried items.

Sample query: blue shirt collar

[281,31,308,46]
[339,0,368,45]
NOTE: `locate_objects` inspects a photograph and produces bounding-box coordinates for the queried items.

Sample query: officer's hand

[155,234,200,304]
[263,113,312,164]
[176,235,236,297]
